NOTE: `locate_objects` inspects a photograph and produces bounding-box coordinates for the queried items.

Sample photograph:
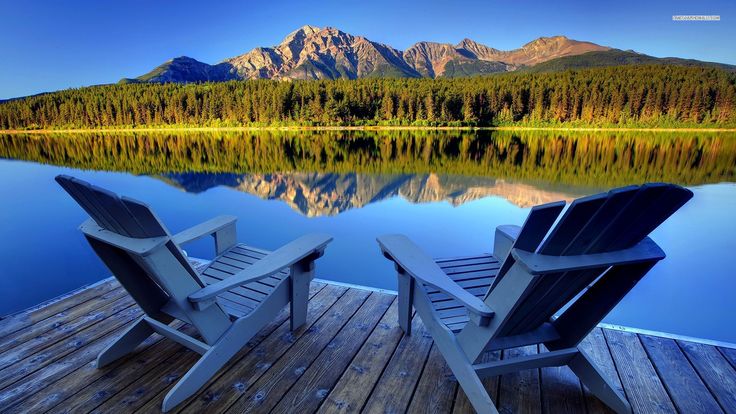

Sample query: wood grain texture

[408,344,458,414]
[678,340,736,414]
[578,328,622,414]
[0,279,119,339]
[361,314,434,414]
[317,300,406,414]
[497,345,542,413]
[224,288,371,413]
[271,294,394,414]
[604,329,676,413]
[640,335,723,414]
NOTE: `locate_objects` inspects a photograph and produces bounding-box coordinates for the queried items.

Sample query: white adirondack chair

[56,175,332,411]
[378,183,692,414]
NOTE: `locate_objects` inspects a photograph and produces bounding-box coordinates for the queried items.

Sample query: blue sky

[0,0,734,99]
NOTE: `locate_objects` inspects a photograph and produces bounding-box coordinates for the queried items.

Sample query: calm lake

[1,130,734,342]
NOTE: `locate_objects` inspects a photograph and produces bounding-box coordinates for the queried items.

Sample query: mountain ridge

[124,26,620,83]
[123,26,735,84]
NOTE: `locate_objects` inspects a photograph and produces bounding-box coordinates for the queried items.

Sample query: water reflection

[1,129,734,186]
[158,172,584,216]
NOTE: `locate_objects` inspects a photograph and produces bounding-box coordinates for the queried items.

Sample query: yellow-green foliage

[1,130,734,187]
[1,65,735,129]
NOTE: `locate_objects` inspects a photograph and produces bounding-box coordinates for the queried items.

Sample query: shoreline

[2,125,736,134]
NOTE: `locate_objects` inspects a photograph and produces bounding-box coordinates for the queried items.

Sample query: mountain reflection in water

[159,172,584,216]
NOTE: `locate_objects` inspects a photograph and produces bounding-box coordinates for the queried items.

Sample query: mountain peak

[456,38,480,48]
[282,25,321,44]
[129,26,615,83]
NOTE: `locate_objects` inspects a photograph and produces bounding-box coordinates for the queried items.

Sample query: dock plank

[640,335,723,414]
[407,345,457,414]
[0,287,127,352]
[719,347,736,370]
[0,279,119,339]
[604,329,676,413]
[0,303,140,391]
[270,294,395,414]
[8,328,174,413]
[497,345,542,414]
[88,345,200,413]
[224,288,373,413]
[361,314,433,414]
[0,294,133,370]
[317,301,405,414]
[540,345,587,414]
[578,328,622,414]
[678,340,736,414]
[0,317,154,412]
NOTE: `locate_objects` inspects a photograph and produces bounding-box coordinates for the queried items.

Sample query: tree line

[1,65,735,129]
[1,130,733,186]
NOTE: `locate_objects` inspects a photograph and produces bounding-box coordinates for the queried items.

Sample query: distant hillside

[525,49,736,73]
[120,57,235,84]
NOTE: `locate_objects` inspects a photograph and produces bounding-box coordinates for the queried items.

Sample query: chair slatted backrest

[56,175,231,342]
[485,183,692,340]
[486,200,566,293]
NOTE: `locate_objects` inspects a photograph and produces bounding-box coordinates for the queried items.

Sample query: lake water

[1,130,735,343]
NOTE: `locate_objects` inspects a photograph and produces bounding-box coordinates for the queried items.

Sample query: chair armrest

[377,234,494,323]
[172,215,238,245]
[80,219,169,256]
[511,237,665,275]
[493,225,521,260]
[188,233,333,309]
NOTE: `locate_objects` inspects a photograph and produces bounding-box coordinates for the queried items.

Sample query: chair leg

[397,270,413,335]
[161,347,235,412]
[290,260,313,331]
[568,349,632,414]
[160,287,289,412]
[161,319,261,412]
[432,329,499,413]
[96,317,154,368]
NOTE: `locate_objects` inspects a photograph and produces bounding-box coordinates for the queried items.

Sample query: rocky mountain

[403,41,512,78]
[158,172,583,217]
[124,25,734,84]
[124,25,614,83]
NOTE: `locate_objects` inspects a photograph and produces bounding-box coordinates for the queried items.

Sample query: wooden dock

[1,277,735,414]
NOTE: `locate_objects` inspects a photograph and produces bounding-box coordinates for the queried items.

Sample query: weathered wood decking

[1,277,735,414]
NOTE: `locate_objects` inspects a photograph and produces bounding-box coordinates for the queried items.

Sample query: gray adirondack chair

[377,183,692,414]
[55,175,332,411]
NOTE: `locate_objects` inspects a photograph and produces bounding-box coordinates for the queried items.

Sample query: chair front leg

[96,317,155,368]
[397,267,414,335]
[289,258,314,331]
